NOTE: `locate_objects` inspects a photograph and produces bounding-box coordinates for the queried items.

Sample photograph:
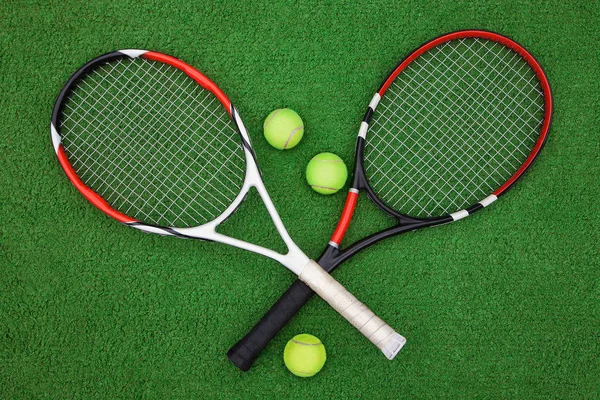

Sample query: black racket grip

[227,278,315,371]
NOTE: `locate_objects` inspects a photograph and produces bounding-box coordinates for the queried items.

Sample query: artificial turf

[1,0,599,398]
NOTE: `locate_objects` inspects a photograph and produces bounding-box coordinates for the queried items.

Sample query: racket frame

[328,29,552,251]
[227,29,552,371]
[50,50,309,275]
[51,50,406,360]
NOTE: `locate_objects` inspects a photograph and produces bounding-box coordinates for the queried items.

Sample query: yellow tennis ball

[263,108,304,150]
[283,334,326,377]
[306,152,348,195]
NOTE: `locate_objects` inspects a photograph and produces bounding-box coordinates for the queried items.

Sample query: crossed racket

[50,30,551,371]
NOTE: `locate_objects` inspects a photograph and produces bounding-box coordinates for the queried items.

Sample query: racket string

[377,61,526,196]
[368,113,486,215]
[369,89,532,217]
[368,67,518,212]
[371,64,510,203]
[60,57,246,227]
[101,60,244,223]
[364,38,544,218]
[439,40,544,136]
[65,60,235,222]
[410,40,539,167]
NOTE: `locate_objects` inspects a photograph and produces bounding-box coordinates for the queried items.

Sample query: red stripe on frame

[330,190,359,245]
[143,51,232,115]
[492,38,552,195]
[57,145,136,224]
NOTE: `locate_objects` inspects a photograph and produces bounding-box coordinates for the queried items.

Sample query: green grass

[1,0,599,398]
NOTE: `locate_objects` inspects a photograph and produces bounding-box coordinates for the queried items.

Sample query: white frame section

[132,108,309,276]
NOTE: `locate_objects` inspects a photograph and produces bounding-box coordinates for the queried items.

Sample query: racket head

[357,30,551,222]
[50,50,257,237]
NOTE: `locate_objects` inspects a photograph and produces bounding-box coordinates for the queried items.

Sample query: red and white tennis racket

[227,30,552,371]
[50,50,406,360]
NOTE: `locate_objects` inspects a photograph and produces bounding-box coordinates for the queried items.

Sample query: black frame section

[51,52,126,131]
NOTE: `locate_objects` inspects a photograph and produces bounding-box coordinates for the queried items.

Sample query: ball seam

[291,339,323,346]
[284,126,303,149]
[263,109,282,128]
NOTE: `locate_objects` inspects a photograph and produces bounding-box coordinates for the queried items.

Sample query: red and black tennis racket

[50,50,406,360]
[227,30,552,371]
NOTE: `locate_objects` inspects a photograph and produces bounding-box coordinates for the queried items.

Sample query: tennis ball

[263,108,304,150]
[283,334,326,377]
[306,152,348,195]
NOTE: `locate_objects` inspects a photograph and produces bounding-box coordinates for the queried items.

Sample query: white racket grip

[298,260,406,360]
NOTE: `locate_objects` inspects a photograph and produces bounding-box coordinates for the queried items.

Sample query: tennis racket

[227,30,552,371]
[50,50,406,360]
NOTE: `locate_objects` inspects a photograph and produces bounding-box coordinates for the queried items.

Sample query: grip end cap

[227,342,256,372]
[381,332,406,360]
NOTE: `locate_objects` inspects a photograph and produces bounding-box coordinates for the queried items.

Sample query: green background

[1,0,599,398]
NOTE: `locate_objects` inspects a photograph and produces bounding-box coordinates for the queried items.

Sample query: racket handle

[298,260,406,360]
[227,279,315,371]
